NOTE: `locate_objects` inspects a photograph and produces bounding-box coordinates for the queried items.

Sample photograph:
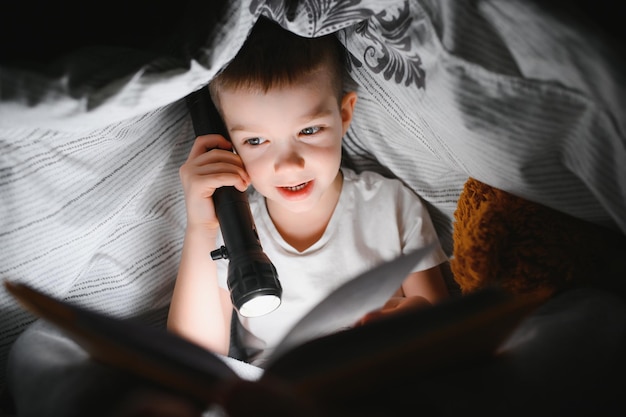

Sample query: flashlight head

[227,251,282,317]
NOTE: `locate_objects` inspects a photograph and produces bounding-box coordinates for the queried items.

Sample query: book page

[267,246,431,362]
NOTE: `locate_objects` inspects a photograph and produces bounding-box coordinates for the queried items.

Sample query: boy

[167,17,449,366]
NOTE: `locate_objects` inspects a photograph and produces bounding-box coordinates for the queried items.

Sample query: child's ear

[340,91,358,135]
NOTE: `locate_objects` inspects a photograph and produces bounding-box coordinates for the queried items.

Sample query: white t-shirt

[217,167,448,365]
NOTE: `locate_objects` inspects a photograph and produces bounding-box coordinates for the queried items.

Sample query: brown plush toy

[450,178,626,297]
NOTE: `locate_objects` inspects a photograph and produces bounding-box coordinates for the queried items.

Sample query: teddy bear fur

[450,178,626,297]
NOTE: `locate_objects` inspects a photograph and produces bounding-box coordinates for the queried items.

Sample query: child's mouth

[277,180,313,200]
[283,182,308,192]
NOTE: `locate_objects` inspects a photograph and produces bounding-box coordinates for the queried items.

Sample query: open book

[4,249,548,414]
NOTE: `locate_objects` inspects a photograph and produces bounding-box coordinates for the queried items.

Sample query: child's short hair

[209,17,347,106]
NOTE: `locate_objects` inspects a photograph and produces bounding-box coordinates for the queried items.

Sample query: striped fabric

[1,0,624,389]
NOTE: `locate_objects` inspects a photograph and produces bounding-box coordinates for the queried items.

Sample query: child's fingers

[187,134,232,159]
[180,147,251,193]
[194,166,250,192]
[189,153,250,187]
[192,148,247,172]
[183,135,250,187]
[354,308,383,327]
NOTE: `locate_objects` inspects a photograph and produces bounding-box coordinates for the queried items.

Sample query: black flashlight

[185,88,282,317]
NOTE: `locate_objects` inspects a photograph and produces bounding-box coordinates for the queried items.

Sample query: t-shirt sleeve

[395,181,449,272]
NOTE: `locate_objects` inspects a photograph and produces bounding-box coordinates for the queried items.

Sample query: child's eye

[244,137,266,146]
[300,126,321,136]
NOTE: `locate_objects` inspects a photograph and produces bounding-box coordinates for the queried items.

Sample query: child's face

[218,70,357,214]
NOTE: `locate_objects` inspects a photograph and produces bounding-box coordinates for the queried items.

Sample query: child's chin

[274,197,318,214]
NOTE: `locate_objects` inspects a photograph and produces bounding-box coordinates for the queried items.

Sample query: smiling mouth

[282,182,309,191]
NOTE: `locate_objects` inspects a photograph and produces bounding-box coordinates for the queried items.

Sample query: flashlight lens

[240,294,281,317]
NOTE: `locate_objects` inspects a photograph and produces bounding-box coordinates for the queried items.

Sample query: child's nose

[274,142,305,172]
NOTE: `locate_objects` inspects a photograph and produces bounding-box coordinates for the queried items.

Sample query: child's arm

[401,265,449,304]
[167,134,250,355]
[168,223,233,355]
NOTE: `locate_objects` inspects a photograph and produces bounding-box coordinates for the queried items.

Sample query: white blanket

[1,0,624,406]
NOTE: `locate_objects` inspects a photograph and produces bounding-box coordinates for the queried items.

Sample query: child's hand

[179,135,251,232]
[354,295,431,327]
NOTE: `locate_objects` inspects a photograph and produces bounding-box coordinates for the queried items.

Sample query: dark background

[1,0,624,66]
